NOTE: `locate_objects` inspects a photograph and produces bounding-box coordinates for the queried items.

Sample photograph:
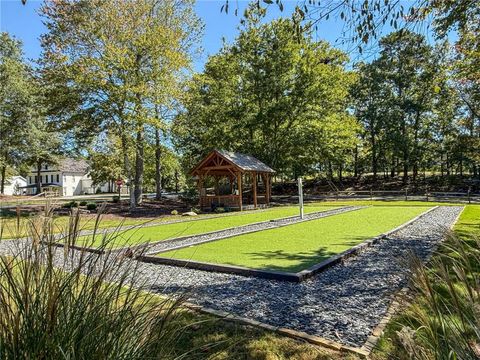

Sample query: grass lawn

[0,214,188,239]
[160,206,432,273]
[76,204,338,248]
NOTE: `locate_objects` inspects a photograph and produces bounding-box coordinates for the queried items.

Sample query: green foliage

[173,6,358,178]
[39,0,202,207]
[86,203,97,211]
[170,210,178,216]
[0,208,187,359]
[79,201,88,206]
[112,196,120,203]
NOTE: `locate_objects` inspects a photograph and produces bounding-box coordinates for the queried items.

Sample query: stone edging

[358,205,464,355]
[138,206,439,283]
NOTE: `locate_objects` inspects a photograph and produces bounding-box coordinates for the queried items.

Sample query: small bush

[171,210,178,216]
[214,207,225,213]
[191,207,200,214]
[86,203,97,211]
[62,201,78,209]
[79,201,88,206]
[112,196,120,203]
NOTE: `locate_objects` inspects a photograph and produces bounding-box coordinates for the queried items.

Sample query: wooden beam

[266,174,270,204]
[253,171,257,208]
[199,165,236,171]
[237,172,242,211]
[197,175,204,208]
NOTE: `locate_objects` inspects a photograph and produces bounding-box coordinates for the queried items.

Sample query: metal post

[298,177,304,219]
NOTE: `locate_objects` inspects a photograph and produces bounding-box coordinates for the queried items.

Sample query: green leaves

[173,7,355,178]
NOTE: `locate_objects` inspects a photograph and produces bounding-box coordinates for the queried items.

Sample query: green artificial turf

[159,206,432,273]
[79,204,338,248]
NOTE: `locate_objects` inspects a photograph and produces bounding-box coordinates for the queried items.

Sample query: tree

[173,6,357,179]
[39,0,202,208]
[353,30,441,184]
[0,33,31,193]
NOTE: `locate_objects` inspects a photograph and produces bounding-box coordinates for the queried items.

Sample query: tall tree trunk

[327,160,333,181]
[155,128,162,200]
[133,128,144,206]
[354,145,359,178]
[371,127,377,181]
[0,165,6,194]
[390,157,395,178]
[175,169,179,194]
[36,161,42,195]
[402,120,409,184]
[119,118,134,209]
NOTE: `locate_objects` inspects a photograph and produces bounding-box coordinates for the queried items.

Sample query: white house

[23,158,116,196]
[3,176,27,196]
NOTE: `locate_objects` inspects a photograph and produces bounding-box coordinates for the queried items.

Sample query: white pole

[298,177,304,219]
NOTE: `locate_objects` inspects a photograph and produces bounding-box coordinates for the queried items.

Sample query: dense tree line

[174,4,479,184]
[173,5,358,180]
[2,0,479,202]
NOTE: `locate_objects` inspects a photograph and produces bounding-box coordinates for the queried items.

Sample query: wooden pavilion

[191,150,275,211]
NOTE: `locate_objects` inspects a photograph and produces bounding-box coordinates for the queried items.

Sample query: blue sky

[1,0,449,71]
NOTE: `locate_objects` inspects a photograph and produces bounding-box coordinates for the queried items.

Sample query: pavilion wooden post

[252,171,257,208]
[265,174,270,204]
[197,175,204,208]
[237,171,243,211]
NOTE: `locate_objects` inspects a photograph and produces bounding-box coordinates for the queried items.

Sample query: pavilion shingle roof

[216,150,275,173]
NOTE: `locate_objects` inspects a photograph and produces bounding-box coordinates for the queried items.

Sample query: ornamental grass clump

[0,205,188,359]
[395,234,480,359]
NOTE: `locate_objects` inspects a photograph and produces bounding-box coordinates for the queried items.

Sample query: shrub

[0,206,188,359]
[79,201,88,206]
[86,203,97,211]
[62,201,78,209]
[214,207,225,213]
[171,210,178,216]
[391,235,480,359]
[112,196,120,203]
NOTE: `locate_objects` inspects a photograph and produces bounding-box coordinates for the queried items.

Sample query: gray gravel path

[0,206,463,348]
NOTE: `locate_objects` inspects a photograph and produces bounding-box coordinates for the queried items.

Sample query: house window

[51,174,54,183]
[56,174,59,183]
[34,176,37,183]
[45,164,48,170]
[29,176,32,184]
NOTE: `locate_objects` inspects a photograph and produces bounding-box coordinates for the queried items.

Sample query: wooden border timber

[180,301,370,358]
[138,206,439,282]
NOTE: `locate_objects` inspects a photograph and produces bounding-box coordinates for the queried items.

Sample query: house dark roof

[216,150,275,173]
[58,158,89,173]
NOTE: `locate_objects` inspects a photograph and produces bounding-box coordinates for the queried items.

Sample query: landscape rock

[182,211,198,216]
